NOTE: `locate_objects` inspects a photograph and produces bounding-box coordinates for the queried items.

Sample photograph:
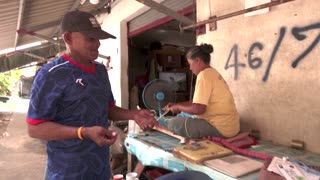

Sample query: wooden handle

[152,126,187,143]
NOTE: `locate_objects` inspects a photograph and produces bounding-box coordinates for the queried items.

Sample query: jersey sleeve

[103,69,116,108]
[26,68,64,125]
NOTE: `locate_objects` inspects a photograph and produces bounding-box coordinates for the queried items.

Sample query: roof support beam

[135,0,194,26]
[22,52,46,61]
[14,0,26,49]
[181,0,294,31]
[17,29,63,47]
[17,29,111,60]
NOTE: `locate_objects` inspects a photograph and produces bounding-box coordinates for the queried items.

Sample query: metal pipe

[8,50,46,61]
[181,0,294,31]
[23,52,46,61]
[17,29,111,60]
[14,0,26,49]
[17,29,64,46]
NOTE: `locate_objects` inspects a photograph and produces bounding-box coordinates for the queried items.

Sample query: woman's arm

[163,101,207,115]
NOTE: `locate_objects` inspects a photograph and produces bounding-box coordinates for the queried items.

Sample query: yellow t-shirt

[193,68,240,137]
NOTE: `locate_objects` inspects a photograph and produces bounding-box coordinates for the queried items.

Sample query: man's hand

[133,109,158,130]
[82,126,117,147]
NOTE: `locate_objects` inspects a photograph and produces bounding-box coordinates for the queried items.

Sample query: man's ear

[63,32,72,45]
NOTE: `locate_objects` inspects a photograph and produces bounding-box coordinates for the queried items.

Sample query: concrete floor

[0,102,46,180]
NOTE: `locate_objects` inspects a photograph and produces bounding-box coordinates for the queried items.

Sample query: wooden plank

[152,126,187,144]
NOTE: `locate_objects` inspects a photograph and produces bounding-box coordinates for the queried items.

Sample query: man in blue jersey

[26,10,157,180]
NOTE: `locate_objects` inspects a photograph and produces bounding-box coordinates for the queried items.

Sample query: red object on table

[113,174,124,180]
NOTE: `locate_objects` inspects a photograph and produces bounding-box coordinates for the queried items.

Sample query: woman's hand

[82,126,117,147]
[133,109,158,130]
[163,102,181,114]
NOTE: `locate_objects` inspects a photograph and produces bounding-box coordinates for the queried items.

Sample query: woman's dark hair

[186,43,214,64]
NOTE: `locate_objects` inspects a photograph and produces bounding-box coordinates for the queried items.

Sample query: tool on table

[152,125,187,144]
[142,79,188,144]
[156,110,170,121]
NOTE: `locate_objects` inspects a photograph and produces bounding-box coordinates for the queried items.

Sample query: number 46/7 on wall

[225,23,320,82]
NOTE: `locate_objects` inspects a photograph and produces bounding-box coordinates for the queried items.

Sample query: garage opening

[127,2,196,110]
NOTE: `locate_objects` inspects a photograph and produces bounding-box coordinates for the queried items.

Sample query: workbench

[124,130,320,179]
[124,131,259,180]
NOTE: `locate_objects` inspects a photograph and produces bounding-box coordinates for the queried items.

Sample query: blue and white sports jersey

[26,54,115,180]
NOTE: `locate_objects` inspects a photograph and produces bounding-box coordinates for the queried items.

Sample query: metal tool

[156,110,170,121]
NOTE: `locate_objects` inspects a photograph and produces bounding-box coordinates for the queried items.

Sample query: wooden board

[152,126,187,144]
[173,140,233,163]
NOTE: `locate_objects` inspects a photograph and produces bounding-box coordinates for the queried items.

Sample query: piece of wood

[127,153,132,173]
[152,126,187,143]
[174,140,233,164]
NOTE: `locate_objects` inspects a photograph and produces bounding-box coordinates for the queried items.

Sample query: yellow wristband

[77,126,84,140]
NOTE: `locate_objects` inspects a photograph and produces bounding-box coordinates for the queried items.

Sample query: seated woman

[162,43,240,139]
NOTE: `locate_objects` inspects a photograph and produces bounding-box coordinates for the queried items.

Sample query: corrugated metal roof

[0,0,195,72]
[0,1,20,50]
[129,0,194,33]
[0,0,113,51]
[0,0,115,73]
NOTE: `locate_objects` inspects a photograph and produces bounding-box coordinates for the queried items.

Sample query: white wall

[100,0,320,153]
[197,0,320,153]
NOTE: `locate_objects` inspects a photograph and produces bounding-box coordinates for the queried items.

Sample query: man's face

[70,32,100,61]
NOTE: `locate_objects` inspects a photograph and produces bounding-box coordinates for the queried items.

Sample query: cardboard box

[157,54,182,68]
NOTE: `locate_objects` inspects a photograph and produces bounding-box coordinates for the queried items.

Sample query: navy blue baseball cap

[60,10,116,39]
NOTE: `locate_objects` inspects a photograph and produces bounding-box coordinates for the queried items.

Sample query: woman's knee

[167,119,187,136]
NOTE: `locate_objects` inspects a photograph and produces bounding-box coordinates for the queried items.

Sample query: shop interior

[127,15,197,110]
